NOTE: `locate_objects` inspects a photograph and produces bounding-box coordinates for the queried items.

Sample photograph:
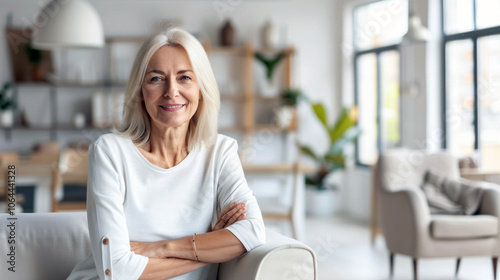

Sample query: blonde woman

[68,27,265,280]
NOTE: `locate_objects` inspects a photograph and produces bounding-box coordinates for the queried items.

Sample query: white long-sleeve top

[67,133,266,280]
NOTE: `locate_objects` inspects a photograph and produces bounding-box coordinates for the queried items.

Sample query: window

[443,0,500,169]
[353,0,407,166]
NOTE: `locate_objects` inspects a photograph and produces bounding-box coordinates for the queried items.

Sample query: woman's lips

[159,104,185,112]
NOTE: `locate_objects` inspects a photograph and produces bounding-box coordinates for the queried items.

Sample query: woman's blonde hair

[114,27,220,152]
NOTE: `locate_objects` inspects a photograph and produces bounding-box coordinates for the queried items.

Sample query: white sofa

[0,212,317,280]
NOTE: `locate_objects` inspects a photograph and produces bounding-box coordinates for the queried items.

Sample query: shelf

[218,126,242,133]
[14,81,127,88]
[3,125,113,131]
[220,95,245,102]
[208,46,247,55]
[242,163,315,174]
[254,124,294,132]
[254,95,282,102]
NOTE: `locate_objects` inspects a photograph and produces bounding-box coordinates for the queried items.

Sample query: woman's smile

[159,103,186,112]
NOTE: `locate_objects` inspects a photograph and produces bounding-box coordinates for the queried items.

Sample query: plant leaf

[330,127,362,154]
[329,108,356,144]
[324,153,345,168]
[300,146,319,161]
[311,103,328,129]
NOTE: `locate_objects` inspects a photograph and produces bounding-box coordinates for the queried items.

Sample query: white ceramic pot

[305,187,338,217]
[73,113,86,128]
[274,106,294,128]
[0,110,14,127]
[261,20,280,49]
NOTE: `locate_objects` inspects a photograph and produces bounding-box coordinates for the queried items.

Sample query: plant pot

[305,187,338,217]
[0,110,14,127]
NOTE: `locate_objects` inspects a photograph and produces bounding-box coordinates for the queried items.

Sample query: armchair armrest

[218,229,317,280]
[379,188,431,256]
[479,186,500,217]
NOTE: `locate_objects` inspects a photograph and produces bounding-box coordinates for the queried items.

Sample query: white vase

[305,187,338,217]
[0,110,14,127]
[261,20,280,49]
[73,113,86,128]
[274,106,294,128]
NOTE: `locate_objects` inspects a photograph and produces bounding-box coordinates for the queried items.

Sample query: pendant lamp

[32,0,104,49]
[402,0,430,44]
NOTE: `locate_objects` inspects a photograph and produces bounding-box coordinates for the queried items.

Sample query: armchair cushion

[431,214,498,239]
[422,170,485,215]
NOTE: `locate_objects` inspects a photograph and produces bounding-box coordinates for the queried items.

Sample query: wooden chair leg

[493,257,498,280]
[389,253,394,278]
[456,258,461,277]
[413,258,418,280]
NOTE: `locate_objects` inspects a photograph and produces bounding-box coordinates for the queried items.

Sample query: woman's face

[142,46,200,131]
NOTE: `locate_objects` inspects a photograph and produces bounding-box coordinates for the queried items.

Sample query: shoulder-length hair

[113,27,220,152]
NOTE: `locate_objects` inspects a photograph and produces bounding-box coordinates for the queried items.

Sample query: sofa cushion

[431,215,498,239]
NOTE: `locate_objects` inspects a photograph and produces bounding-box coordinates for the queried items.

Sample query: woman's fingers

[225,210,245,227]
[213,202,246,231]
[222,202,246,227]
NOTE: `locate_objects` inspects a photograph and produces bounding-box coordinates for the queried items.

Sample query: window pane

[354,0,408,50]
[380,51,400,149]
[356,53,378,165]
[476,0,500,29]
[478,35,500,169]
[446,39,475,157]
[445,0,474,34]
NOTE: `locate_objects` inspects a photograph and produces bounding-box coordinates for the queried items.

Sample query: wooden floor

[268,215,495,280]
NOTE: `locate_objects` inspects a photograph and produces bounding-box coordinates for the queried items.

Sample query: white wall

[0,0,341,153]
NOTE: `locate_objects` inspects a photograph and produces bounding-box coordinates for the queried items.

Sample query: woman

[68,27,265,280]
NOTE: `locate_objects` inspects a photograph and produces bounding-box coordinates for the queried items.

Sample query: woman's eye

[180,76,191,81]
[151,77,162,82]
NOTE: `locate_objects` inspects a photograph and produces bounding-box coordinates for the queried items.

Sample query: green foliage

[0,83,16,111]
[282,88,305,106]
[25,43,42,66]
[301,102,361,190]
[254,52,285,81]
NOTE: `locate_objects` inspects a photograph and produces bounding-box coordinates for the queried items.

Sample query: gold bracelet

[192,233,200,262]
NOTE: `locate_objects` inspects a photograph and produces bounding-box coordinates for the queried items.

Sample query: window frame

[352,0,404,167]
[441,0,500,152]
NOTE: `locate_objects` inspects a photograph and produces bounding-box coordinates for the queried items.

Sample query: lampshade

[402,12,431,44]
[32,0,104,49]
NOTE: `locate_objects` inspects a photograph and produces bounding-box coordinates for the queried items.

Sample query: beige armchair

[375,149,500,280]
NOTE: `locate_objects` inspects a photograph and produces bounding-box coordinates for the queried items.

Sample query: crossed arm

[132,202,247,280]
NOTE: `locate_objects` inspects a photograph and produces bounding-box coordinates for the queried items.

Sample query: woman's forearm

[138,257,208,280]
[164,229,246,263]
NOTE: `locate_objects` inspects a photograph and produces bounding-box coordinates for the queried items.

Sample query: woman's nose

[163,79,179,98]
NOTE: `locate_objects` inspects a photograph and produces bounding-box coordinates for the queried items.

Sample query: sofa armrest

[379,188,431,256]
[218,229,317,280]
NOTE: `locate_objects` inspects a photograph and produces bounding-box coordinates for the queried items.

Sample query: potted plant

[300,102,360,216]
[25,43,43,81]
[0,83,16,127]
[274,88,304,129]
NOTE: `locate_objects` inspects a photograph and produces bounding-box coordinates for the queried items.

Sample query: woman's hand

[130,240,165,258]
[213,202,246,231]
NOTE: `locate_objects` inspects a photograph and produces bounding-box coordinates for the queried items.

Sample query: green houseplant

[301,103,360,190]
[25,43,43,81]
[300,102,360,216]
[0,83,16,127]
[274,88,305,129]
